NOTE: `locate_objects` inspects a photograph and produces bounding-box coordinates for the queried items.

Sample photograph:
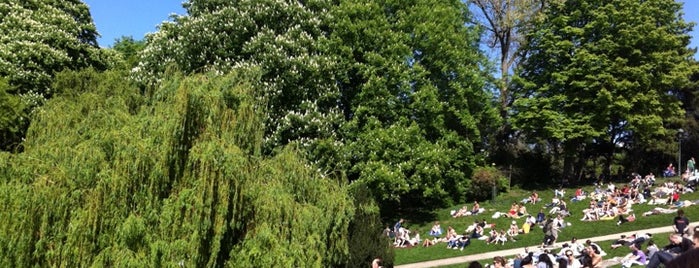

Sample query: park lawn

[394,178,699,265]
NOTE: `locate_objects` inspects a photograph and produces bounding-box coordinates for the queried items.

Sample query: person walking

[687,157,695,175]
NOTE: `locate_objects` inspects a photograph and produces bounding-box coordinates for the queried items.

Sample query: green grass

[394,178,699,265]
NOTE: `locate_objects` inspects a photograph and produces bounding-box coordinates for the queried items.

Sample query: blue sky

[84,0,185,47]
[85,0,698,59]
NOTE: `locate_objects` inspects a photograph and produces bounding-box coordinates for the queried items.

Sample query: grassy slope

[394,177,698,265]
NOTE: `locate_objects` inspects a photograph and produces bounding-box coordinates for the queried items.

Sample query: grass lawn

[394,177,699,265]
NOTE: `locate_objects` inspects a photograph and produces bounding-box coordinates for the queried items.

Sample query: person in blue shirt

[394,218,404,233]
[536,209,546,225]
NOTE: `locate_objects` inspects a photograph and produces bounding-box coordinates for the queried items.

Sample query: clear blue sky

[84,0,185,47]
[85,0,698,59]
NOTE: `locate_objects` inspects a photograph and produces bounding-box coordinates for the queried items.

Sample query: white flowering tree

[0,0,111,150]
[135,0,341,155]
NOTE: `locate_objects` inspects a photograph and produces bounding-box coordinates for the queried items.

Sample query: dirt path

[395,226,673,268]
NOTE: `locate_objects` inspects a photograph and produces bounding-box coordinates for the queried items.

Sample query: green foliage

[0,78,25,151]
[135,0,341,154]
[467,166,507,201]
[0,70,356,267]
[110,36,146,70]
[0,0,113,151]
[511,0,695,178]
[326,0,497,213]
[347,181,395,267]
[134,0,497,217]
[0,0,110,100]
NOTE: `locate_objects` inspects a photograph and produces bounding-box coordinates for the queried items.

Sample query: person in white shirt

[564,249,582,268]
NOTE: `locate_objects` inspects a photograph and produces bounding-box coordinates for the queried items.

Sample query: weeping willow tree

[0,69,363,267]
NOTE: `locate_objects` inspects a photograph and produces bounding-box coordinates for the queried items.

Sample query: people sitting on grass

[394,226,412,247]
[536,209,546,225]
[421,236,441,247]
[488,229,508,245]
[465,221,479,233]
[518,203,529,217]
[571,187,586,203]
[645,233,694,268]
[455,233,471,251]
[531,191,540,204]
[555,186,566,198]
[451,205,470,218]
[471,201,482,215]
[504,202,519,218]
[549,199,569,216]
[522,216,535,234]
[645,239,659,258]
[429,221,443,237]
[617,243,646,268]
[663,163,676,177]
[581,203,600,221]
[471,224,485,240]
[507,220,520,238]
[553,214,567,229]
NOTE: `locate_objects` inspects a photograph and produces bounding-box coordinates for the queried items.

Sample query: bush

[466,166,507,201]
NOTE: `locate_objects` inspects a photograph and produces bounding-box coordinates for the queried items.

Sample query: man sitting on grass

[645,233,693,268]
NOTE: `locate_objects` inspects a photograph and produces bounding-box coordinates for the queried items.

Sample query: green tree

[134,0,341,154]
[110,36,145,70]
[0,70,355,267]
[327,0,497,212]
[0,78,25,151]
[0,0,111,150]
[511,0,695,180]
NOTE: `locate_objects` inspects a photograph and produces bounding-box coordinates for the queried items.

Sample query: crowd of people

[380,167,699,268]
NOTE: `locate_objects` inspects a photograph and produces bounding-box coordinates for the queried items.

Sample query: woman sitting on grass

[581,204,600,221]
[530,191,540,204]
[429,221,443,237]
[488,229,508,245]
[518,203,529,217]
[507,220,520,237]
[452,205,470,218]
[471,225,485,239]
[505,202,520,218]
[471,201,481,215]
